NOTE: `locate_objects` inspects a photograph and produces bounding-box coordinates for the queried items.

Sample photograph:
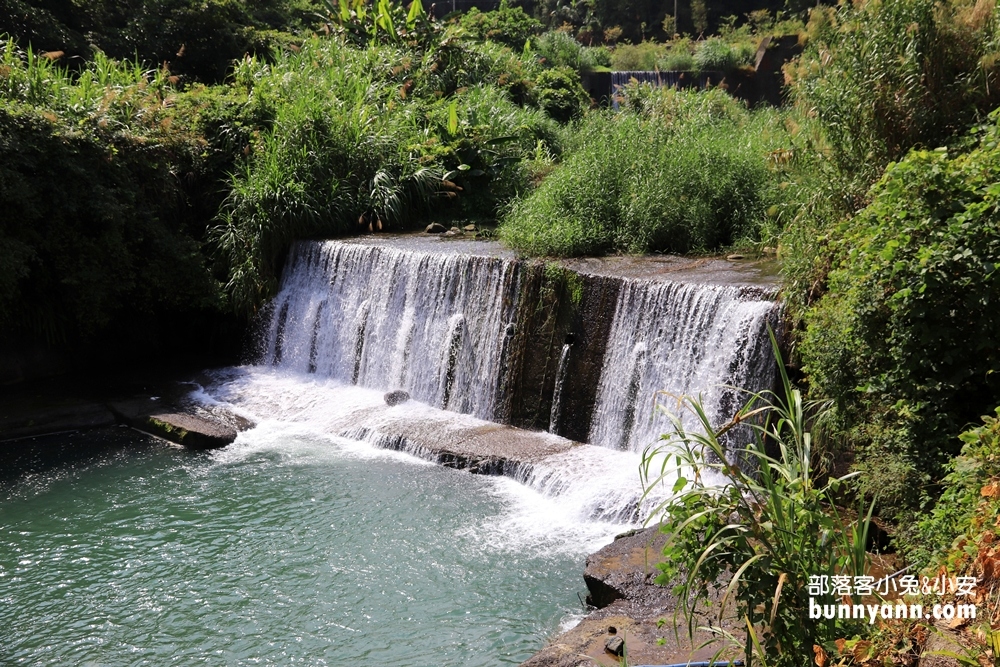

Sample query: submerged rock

[383,390,410,406]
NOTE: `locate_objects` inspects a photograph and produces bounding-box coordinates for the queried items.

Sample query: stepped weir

[259,236,780,453]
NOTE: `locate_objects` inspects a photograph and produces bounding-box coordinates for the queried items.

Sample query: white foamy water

[193,368,672,554]
[588,279,780,452]
[192,239,779,558]
[262,240,521,421]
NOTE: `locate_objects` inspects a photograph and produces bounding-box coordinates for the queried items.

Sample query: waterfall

[547,343,571,435]
[199,238,782,531]
[263,240,522,422]
[587,279,779,453]
[258,239,779,454]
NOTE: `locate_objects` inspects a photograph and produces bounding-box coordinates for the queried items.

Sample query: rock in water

[425,222,446,234]
[384,390,410,406]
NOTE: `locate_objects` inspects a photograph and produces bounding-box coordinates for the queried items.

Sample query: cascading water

[263,240,521,421]
[223,238,780,524]
[587,279,780,453]
[547,343,571,435]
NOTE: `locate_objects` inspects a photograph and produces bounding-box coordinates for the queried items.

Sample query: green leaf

[447,101,458,136]
[406,0,424,30]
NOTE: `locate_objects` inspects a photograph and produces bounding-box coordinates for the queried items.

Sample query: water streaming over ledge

[260,238,780,456]
[263,240,521,421]
[588,280,780,453]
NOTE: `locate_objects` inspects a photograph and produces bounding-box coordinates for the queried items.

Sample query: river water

[0,425,617,666]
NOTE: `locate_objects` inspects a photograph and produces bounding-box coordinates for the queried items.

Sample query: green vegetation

[1,1,572,334]
[779,0,1000,525]
[799,122,1000,518]
[786,0,1000,190]
[458,0,541,49]
[644,341,873,666]
[213,34,560,311]
[500,87,790,256]
[0,41,223,343]
[915,408,1000,568]
[0,0,317,82]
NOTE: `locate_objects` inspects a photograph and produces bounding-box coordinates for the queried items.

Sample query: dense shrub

[0,0,318,81]
[579,45,611,71]
[532,30,582,70]
[787,0,1000,190]
[913,408,1000,567]
[799,115,1000,516]
[532,66,589,122]
[658,49,694,71]
[458,1,541,49]
[499,87,790,257]
[214,36,560,311]
[0,42,222,343]
[609,41,659,71]
[693,37,737,72]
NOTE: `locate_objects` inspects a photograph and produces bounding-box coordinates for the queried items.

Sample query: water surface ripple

[0,427,595,666]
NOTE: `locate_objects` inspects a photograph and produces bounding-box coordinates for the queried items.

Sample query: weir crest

[258,237,780,454]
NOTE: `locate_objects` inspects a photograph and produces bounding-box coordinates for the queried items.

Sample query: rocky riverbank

[522,526,738,667]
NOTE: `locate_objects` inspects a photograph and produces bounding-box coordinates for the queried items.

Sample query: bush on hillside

[799,114,1000,517]
[533,66,589,122]
[913,408,1000,567]
[787,0,1000,190]
[532,30,582,70]
[693,37,738,72]
[0,41,222,343]
[214,37,560,311]
[499,87,790,257]
[0,0,318,81]
[458,1,541,49]
[609,41,659,71]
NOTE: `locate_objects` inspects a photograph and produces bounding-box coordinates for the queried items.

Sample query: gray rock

[463,224,477,232]
[450,226,461,232]
[143,412,237,450]
[425,223,447,234]
[442,230,458,237]
[384,390,410,406]
[605,635,624,656]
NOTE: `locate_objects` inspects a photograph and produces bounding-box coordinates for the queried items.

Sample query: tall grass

[642,333,873,667]
[213,36,560,312]
[0,38,221,343]
[787,0,1000,191]
[499,87,793,257]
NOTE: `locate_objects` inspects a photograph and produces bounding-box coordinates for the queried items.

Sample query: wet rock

[726,253,746,260]
[143,412,237,450]
[425,222,447,234]
[583,526,671,608]
[384,390,410,406]
[450,226,461,232]
[604,636,624,656]
[463,224,477,232]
